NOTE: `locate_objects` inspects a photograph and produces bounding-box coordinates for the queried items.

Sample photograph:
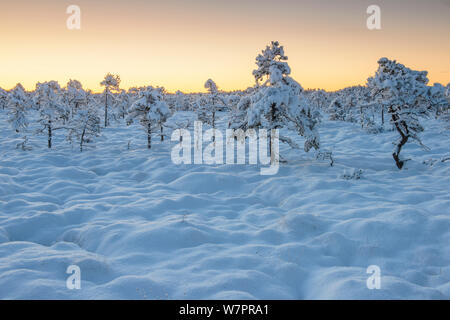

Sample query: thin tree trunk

[160,125,164,142]
[392,113,409,170]
[393,133,408,169]
[80,127,86,152]
[48,120,52,149]
[105,88,108,127]
[147,123,152,149]
[360,106,363,128]
[211,111,216,142]
[269,103,276,157]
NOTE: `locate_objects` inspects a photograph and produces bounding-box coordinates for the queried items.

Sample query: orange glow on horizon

[1,0,449,93]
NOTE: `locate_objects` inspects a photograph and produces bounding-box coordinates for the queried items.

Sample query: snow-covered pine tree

[309,90,327,110]
[154,87,170,141]
[343,93,359,123]
[174,90,191,111]
[6,84,29,132]
[0,87,8,110]
[239,41,320,153]
[442,84,450,130]
[226,94,241,112]
[127,87,140,99]
[116,89,131,120]
[229,96,251,130]
[357,93,382,132]
[171,91,181,111]
[368,57,431,169]
[126,86,171,149]
[424,83,448,117]
[65,79,86,118]
[67,103,101,152]
[328,97,345,121]
[198,79,225,130]
[100,73,120,127]
[34,81,67,148]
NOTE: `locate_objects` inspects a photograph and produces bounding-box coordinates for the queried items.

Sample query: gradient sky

[1,0,449,93]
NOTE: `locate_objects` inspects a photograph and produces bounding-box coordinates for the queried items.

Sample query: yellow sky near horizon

[1,0,449,93]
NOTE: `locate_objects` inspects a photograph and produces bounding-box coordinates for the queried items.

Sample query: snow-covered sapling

[65,79,86,118]
[127,87,171,149]
[328,98,345,121]
[67,104,101,152]
[309,90,327,110]
[174,91,191,111]
[7,84,29,133]
[425,83,448,117]
[197,79,225,130]
[0,87,8,110]
[34,81,67,148]
[239,41,320,155]
[229,96,251,130]
[100,73,120,127]
[116,89,131,120]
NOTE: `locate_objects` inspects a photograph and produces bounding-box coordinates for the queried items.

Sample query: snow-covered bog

[0,108,449,299]
[0,42,449,300]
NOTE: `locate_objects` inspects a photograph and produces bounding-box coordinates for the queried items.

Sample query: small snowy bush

[340,168,363,180]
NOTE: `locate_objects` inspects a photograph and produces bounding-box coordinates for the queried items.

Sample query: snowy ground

[0,110,449,299]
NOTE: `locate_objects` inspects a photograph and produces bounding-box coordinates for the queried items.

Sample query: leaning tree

[368,58,434,169]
